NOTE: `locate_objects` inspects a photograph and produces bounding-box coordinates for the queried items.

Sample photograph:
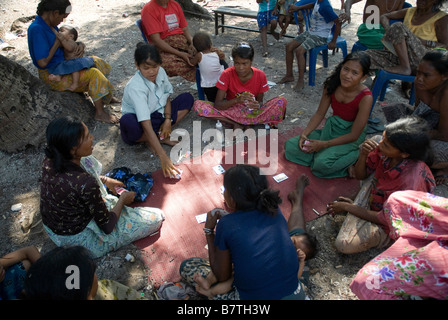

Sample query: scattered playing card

[195,213,207,223]
[273,173,288,183]
[213,165,225,175]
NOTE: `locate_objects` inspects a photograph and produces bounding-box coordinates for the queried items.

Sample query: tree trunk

[0,55,94,153]
[176,0,212,19]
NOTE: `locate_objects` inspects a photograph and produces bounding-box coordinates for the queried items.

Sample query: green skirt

[285,116,366,179]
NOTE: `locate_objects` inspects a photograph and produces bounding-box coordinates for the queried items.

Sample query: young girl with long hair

[285,52,373,178]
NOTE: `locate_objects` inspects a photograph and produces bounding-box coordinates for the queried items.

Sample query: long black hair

[323,52,371,96]
[223,165,282,215]
[36,0,71,15]
[45,116,85,173]
[23,246,97,300]
[385,116,434,166]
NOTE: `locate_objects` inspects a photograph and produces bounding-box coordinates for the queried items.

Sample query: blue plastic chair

[351,2,412,53]
[370,70,415,116]
[136,19,148,43]
[294,9,348,86]
[136,19,204,100]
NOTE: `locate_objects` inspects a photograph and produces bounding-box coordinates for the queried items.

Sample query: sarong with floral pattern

[193,96,286,126]
[350,190,448,300]
[161,34,196,82]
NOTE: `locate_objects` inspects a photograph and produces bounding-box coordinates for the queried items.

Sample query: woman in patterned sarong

[364,0,448,75]
[350,190,448,300]
[141,0,196,82]
[27,0,118,123]
[193,42,286,128]
[40,117,164,258]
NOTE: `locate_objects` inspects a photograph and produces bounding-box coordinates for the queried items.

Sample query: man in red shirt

[141,0,196,82]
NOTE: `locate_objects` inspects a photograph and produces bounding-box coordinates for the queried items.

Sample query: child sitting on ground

[0,246,41,300]
[330,116,436,254]
[193,174,318,299]
[48,25,94,92]
[190,31,227,103]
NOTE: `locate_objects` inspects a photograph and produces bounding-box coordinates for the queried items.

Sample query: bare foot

[278,75,294,84]
[48,74,61,82]
[161,137,178,146]
[287,174,310,206]
[68,83,78,92]
[293,80,305,92]
[94,111,119,124]
[385,65,412,75]
[271,30,280,40]
[193,273,211,290]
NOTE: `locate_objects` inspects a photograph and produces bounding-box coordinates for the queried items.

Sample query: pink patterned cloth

[193,96,286,126]
[350,190,448,300]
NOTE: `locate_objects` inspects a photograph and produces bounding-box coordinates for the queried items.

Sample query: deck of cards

[273,173,288,183]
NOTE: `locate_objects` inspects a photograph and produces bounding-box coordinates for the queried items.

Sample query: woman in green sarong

[285,53,372,178]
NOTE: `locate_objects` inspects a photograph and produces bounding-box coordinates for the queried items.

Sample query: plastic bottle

[216,120,223,146]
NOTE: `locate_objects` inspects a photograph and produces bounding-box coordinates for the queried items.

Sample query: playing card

[273,173,288,183]
[213,165,225,175]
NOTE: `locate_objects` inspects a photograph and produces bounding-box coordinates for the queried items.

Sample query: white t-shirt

[198,52,224,88]
[309,2,334,38]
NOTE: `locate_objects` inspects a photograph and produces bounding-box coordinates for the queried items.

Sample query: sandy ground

[1,0,447,301]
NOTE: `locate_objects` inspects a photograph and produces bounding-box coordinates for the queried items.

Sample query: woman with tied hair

[180,164,305,300]
[27,0,119,123]
[40,117,164,258]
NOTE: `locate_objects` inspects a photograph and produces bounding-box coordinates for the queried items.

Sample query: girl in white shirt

[120,42,194,178]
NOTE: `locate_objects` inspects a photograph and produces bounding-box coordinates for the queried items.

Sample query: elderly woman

[140,0,196,82]
[40,117,165,258]
[27,0,118,123]
[364,0,448,75]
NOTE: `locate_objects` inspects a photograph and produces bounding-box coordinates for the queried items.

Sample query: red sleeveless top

[331,88,372,122]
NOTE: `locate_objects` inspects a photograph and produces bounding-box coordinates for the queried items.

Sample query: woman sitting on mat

[329,116,436,255]
[284,52,372,178]
[382,50,448,185]
[140,0,196,82]
[179,164,305,300]
[120,43,193,178]
[40,117,165,259]
[193,42,287,129]
[27,0,119,123]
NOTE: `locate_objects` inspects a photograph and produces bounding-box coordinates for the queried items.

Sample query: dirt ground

[1,0,447,301]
